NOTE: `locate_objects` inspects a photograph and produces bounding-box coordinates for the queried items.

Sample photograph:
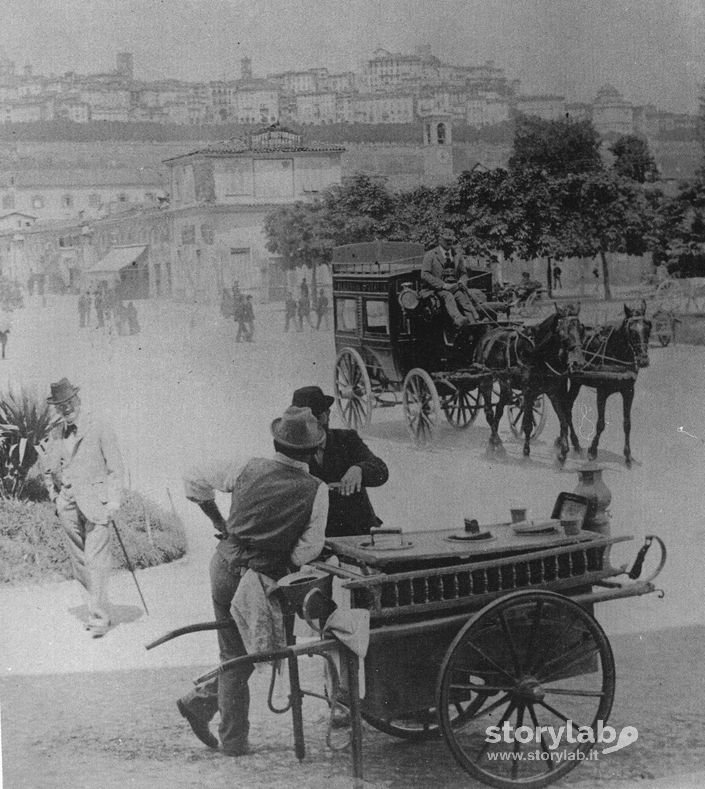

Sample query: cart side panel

[348,619,465,717]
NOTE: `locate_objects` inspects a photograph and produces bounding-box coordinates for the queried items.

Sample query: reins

[582,318,645,370]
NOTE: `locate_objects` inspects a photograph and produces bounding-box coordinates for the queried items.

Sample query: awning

[88,246,146,275]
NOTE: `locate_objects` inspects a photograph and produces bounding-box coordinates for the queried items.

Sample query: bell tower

[422,113,453,185]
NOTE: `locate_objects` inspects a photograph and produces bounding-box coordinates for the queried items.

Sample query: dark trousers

[178,552,252,752]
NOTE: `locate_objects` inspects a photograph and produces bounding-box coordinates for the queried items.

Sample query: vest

[218,457,320,579]
[441,250,458,283]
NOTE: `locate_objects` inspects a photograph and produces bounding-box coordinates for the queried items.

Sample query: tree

[558,171,660,300]
[319,173,395,245]
[609,135,659,183]
[263,200,331,293]
[387,184,455,247]
[263,174,395,292]
[508,115,602,177]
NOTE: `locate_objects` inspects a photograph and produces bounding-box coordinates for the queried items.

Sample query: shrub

[0,489,187,584]
[0,387,57,500]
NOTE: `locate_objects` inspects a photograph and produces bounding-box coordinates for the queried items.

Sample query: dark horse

[474,304,585,463]
[562,302,651,468]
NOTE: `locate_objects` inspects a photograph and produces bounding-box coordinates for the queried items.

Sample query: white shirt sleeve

[289,481,329,568]
[183,459,245,501]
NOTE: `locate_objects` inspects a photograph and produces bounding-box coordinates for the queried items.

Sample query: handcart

[147,499,666,788]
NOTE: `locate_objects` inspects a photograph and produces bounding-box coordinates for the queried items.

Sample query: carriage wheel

[334,348,373,431]
[436,590,615,789]
[508,392,547,441]
[361,698,484,742]
[402,368,441,447]
[442,387,481,429]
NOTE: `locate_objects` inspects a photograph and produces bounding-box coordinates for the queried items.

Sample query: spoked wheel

[442,386,481,429]
[362,698,484,741]
[402,368,441,447]
[508,392,547,441]
[334,347,373,431]
[436,590,615,789]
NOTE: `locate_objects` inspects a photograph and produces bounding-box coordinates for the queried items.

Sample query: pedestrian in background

[284,291,297,332]
[297,296,309,331]
[315,288,329,330]
[0,310,11,359]
[78,292,89,328]
[94,290,105,329]
[126,302,140,335]
[553,265,562,290]
[242,295,254,341]
[40,378,124,638]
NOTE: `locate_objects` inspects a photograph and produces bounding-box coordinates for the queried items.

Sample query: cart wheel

[508,392,547,441]
[334,348,373,431]
[436,590,615,789]
[361,699,483,742]
[657,332,671,347]
[442,387,481,429]
[403,368,441,447]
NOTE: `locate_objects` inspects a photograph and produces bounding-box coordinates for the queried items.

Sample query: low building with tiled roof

[162,125,344,301]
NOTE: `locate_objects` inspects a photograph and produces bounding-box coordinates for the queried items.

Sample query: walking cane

[111,519,149,615]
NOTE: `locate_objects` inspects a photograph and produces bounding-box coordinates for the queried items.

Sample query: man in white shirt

[176,406,328,757]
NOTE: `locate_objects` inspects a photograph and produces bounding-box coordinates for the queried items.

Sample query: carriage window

[364,300,389,334]
[335,298,357,332]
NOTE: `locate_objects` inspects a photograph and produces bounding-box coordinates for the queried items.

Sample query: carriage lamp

[572,463,612,536]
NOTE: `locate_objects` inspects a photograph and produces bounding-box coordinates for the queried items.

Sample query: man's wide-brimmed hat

[271,406,325,450]
[47,377,80,405]
[291,386,334,417]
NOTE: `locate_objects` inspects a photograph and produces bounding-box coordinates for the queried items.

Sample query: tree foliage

[508,115,602,177]
[609,135,659,183]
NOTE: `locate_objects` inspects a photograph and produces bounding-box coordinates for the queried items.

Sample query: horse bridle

[625,314,651,367]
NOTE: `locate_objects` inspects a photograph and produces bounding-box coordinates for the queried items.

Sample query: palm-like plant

[0,388,58,499]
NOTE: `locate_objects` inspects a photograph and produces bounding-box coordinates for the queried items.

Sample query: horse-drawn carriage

[331,241,548,446]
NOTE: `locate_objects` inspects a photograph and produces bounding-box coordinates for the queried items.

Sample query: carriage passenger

[421,228,479,327]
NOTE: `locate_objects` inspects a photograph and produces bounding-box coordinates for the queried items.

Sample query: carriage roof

[331,241,425,281]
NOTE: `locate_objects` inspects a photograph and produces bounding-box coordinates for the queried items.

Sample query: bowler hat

[271,406,325,450]
[47,377,80,405]
[291,386,334,417]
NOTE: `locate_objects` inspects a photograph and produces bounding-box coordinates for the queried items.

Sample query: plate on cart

[512,519,561,535]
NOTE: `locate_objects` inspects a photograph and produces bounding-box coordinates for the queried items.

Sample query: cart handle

[627,534,667,582]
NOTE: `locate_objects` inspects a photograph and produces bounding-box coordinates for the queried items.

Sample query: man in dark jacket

[291,386,388,538]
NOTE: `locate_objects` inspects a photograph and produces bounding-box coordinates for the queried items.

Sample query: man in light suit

[421,228,479,326]
[42,378,124,637]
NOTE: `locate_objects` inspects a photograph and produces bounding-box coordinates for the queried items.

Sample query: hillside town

[0,48,696,137]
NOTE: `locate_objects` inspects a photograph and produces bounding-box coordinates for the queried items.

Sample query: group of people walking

[78,287,140,336]
[284,278,330,332]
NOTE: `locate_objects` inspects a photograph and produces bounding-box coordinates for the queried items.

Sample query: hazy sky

[2,0,704,112]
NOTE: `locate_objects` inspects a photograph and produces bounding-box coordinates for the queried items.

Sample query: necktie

[64,423,77,438]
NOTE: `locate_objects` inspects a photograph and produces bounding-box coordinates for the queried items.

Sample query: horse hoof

[625,458,632,469]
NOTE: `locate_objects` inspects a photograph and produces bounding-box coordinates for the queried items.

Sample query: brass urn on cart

[573,462,612,536]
